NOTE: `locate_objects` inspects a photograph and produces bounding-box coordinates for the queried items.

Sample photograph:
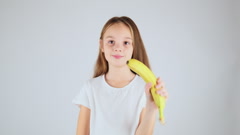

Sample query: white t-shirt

[72,74,146,135]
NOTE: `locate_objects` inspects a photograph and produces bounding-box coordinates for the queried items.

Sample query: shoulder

[134,75,147,96]
[134,75,146,88]
[82,75,103,89]
[89,75,103,85]
[129,75,146,97]
[136,75,145,83]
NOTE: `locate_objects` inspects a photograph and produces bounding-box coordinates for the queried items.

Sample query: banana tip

[159,118,165,125]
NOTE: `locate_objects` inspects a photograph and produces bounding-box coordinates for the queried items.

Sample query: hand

[145,77,168,110]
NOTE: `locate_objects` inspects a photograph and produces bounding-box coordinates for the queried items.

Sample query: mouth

[112,55,123,59]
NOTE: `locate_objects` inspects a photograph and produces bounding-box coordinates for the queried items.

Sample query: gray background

[0,0,239,135]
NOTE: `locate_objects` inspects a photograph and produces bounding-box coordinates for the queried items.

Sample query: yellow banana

[127,59,166,124]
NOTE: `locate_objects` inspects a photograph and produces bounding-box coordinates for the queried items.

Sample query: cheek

[127,47,133,57]
[103,51,110,62]
[104,44,113,51]
[103,46,111,59]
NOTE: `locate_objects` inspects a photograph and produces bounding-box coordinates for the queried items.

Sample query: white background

[0,0,239,135]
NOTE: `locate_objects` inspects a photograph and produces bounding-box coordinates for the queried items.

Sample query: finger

[156,88,168,99]
[165,92,169,99]
[156,89,165,95]
[145,83,152,94]
[157,77,161,83]
[156,82,165,90]
[145,83,154,101]
[156,77,164,84]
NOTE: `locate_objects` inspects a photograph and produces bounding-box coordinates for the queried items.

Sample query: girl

[72,16,168,135]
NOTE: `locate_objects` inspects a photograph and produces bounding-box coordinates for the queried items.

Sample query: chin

[112,61,127,67]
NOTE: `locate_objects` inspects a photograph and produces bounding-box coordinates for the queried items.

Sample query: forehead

[103,23,132,38]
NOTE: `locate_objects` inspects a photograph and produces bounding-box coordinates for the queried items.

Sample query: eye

[124,41,130,45]
[108,40,114,44]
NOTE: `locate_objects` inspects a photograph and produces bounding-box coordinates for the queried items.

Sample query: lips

[112,55,123,59]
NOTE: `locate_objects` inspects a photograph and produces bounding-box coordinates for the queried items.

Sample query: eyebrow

[105,36,132,40]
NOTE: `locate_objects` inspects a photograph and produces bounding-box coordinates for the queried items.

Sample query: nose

[113,43,122,52]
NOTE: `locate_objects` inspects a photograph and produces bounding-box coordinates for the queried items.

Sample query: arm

[135,77,168,135]
[135,107,157,135]
[76,105,90,135]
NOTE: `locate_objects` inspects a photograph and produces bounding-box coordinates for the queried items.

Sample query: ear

[99,39,104,52]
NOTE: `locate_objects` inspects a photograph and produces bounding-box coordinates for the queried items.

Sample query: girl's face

[100,23,133,68]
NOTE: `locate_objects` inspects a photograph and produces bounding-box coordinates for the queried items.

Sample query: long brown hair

[93,16,150,78]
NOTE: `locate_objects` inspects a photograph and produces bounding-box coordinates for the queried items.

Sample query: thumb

[145,83,152,97]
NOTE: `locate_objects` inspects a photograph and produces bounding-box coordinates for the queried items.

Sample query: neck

[106,65,135,82]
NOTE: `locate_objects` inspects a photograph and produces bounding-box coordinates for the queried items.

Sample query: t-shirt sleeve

[72,81,91,109]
